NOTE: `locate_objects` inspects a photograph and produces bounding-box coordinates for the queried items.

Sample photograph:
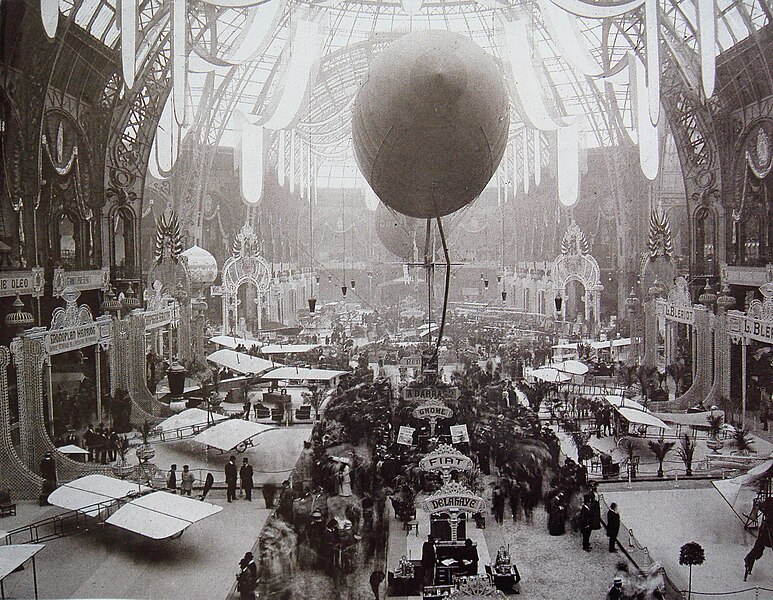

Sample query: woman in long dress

[338,462,352,497]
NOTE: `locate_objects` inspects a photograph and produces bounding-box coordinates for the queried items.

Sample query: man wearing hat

[606,576,624,600]
[237,552,257,600]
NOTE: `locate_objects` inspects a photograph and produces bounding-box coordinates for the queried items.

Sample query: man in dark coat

[421,535,436,586]
[579,494,593,551]
[240,458,254,501]
[225,456,238,502]
[606,502,621,552]
[40,451,57,483]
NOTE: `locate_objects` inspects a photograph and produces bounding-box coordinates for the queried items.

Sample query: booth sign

[397,425,415,446]
[658,300,695,325]
[419,453,473,473]
[144,306,176,330]
[412,402,454,421]
[423,483,486,514]
[404,386,460,401]
[401,355,422,368]
[52,267,110,297]
[0,268,45,298]
[44,322,108,355]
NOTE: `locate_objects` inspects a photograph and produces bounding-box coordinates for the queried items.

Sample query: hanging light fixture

[698,280,717,308]
[351,280,356,290]
[501,291,507,302]
[554,296,563,312]
[315,276,320,284]
[484,280,489,290]
[716,282,735,312]
[328,275,332,282]
[497,275,502,284]
[341,285,348,296]
[308,298,317,314]
[5,294,34,333]
[480,273,484,280]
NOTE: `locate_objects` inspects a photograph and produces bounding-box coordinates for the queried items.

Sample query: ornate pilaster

[126,312,169,422]
[0,345,43,499]
[642,300,659,367]
[10,336,108,480]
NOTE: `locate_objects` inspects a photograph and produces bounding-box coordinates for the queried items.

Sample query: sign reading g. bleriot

[663,302,694,325]
[412,402,454,421]
[423,483,486,514]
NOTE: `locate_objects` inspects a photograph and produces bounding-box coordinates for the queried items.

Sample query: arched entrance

[221,223,271,336]
[551,222,603,334]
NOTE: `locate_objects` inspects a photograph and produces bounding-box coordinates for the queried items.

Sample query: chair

[254,405,271,419]
[295,406,313,422]
[484,564,494,584]
[271,408,284,424]
[0,488,17,517]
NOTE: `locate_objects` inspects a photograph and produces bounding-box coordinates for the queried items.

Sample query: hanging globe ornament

[352,30,509,219]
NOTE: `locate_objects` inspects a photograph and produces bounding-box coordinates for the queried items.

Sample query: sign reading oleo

[412,402,454,420]
[404,386,460,401]
[0,268,45,298]
[419,453,473,472]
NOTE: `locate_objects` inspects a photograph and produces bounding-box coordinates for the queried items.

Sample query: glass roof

[62,0,770,187]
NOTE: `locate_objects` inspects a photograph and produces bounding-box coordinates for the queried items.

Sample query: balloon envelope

[352,30,509,219]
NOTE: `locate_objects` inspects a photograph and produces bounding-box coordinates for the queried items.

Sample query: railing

[2,498,127,545]
[598,494,683,600]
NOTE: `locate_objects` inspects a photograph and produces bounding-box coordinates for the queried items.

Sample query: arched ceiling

[59,0,772,188]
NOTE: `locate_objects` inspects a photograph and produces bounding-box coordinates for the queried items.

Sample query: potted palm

[732,427,755,455]
[648,439,675,478]
[706,413,724,453]
[111,436,133,479]
[677,433,696,476]
[135,420,156,462]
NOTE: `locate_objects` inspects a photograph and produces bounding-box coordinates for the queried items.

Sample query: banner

[423,483,486,514]
[400,355,422,369]
[412,402,455,421]
[397,426,415,446]
[450,424,470,444]
[0,268,45,298]
[419,450,473,472]
[143,306,175,330]
[52,267,110,297]
[404,387,460,401]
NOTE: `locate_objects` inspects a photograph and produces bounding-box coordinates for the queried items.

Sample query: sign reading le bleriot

[663,302,694,325]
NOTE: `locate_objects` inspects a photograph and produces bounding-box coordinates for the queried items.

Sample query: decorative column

[0,346,43,500]
[642,299,659,367]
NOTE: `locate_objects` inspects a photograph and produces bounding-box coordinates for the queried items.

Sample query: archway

[550,223,603,335]
[221,223,272,336]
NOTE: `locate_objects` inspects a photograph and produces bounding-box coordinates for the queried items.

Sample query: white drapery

[557,123,580,207]
[697,0,717,98]
[631,54,660,181]
[120,0,137,89]
[238,112,265,205]
[172,0,188,125]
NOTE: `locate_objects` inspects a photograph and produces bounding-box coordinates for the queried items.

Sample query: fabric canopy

[207,349,280,375]
[0,544,45,581]
[652,410,725,428]
[193,420,276,452]
[527,367,572,383]
[553,359,589,375]
[590,338,632,349]
[48,475,151,517]
[261,366,348,382]
[56,444,89,456]
[209,335,261,349]
[617,407,670,429]
[259,344,320,354]
[155,408,227,434]
[605,395,647,412]
[106,492,222,540]
[713,457,773,508]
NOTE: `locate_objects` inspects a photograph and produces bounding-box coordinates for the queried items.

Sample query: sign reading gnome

[412,398,454,436]
[419,444,473,484]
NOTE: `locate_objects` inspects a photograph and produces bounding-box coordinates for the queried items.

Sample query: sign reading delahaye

[423,483,486,514]
[404,386,460,401]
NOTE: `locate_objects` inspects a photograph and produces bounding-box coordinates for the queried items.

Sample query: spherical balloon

[352,30,509,219]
